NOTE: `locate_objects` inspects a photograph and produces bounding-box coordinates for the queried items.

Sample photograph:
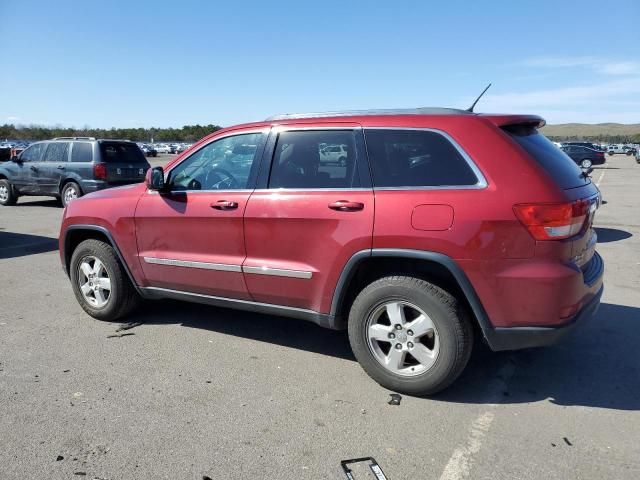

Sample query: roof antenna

[466,83,492,112]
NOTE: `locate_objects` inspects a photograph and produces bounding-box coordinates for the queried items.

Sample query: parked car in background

[608,144,635,155]
[154,144,171,154]
[320,144,348,165]
[141,144,158,157]
[0,137,150,207]
[58,108,603,395]
[561,145,606,169]
[562,141,605,152]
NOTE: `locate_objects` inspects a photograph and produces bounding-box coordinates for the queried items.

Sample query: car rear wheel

[61,182,81,208]
[70,239,140,321]
[348,276,473,396]
[0,179,17,206]
[580,159,593,169]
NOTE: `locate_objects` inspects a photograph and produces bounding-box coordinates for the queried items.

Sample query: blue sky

[1,0,638,128]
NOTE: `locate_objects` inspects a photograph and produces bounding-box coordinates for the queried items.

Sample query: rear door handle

[211,200,238,210]
[328,200,365,212]
[30,165,38,171]
[56,165,65,170]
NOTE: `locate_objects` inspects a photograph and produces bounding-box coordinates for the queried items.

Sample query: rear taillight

[513,200,589,240]
[93,163,107,180]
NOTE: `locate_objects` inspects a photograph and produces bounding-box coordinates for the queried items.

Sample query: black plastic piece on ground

[341,457,388,480]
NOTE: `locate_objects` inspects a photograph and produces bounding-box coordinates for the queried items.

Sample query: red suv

[59,109,604,395]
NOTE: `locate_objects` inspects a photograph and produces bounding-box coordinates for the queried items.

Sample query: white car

[320,144,348,165]
[154,144,171,154]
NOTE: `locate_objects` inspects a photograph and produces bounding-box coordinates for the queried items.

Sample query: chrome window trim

[363,127,488,190]
[251,188,372,193]
[243,265,313,279]
[144,256,242,273]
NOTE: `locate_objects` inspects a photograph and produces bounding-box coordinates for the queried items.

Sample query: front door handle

[56,165,65,170]
[328,200,365,212]
[30,165,38,172]
[211,200,238,210]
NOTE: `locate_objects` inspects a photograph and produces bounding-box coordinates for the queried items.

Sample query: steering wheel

[205,167,239,190]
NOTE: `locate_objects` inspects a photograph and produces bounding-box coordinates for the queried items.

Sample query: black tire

[0,178,17,206]
[61,181,82,208]
[348,276,473,396]
[70,239,140,321]
[608,151,614,156]
[338,156,347,166]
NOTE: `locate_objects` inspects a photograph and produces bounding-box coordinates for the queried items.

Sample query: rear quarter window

[364,129,479,188]
[504,125,589,189]
[71,142,93,162]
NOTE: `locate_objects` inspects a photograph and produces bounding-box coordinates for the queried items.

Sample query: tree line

[0,124,222,142]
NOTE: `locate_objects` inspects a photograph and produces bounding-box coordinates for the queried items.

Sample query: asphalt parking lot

[1,154,639,480]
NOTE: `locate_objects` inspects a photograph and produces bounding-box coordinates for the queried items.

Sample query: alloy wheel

[366,300,440,377]
[77,256,111,308]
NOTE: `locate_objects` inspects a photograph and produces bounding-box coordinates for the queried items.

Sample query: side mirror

[146,166,166,191]
[11,155,21,163]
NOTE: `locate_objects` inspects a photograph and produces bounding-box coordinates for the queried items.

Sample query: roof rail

[52,136,96,140]
[265,107,470,121]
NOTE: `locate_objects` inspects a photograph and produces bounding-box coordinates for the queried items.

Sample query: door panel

[135,191,252,299]
[134,129,267,300]
[242,126,373,313]
[243,190,374,312]
[39,142,70,194]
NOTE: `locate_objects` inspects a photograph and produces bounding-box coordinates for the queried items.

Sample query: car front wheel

[348,276,473,396]
[70,239,140,321]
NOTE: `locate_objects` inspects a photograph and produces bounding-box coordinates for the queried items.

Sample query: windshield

[99,142,147,163]
[504,125,589,189]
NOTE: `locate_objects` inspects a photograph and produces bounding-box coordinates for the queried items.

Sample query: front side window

[20,143,47,162]
[168,132,264,191]
[43,142,70,163]
[364,129,478,188]
[269,130,360,189]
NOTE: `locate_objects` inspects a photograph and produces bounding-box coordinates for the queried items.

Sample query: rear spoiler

[479,114,546,129]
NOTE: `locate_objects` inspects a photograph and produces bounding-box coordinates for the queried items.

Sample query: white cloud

[5,115,20,122]
[521,56,640,76]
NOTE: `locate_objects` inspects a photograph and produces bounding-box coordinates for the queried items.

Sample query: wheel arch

[331,249,495,344]
[63,225,140,294]
[59,176,84,195]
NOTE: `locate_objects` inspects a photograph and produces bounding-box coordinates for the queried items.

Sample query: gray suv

[0,137,151,207]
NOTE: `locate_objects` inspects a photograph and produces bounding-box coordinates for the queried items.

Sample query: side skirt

[139,286,337,330]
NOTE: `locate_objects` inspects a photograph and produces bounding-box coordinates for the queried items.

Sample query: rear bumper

[486,284,603,351]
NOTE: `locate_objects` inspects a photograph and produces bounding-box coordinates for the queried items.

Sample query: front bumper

[486,284,603,351]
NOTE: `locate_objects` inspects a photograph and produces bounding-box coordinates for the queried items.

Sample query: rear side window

[364,129,479,187]
[99,142,147,163]
[20,143,47,162]
[43,142,70,163]
[71,142,93,163]
[504,126,588,189]
[269,130,361,189]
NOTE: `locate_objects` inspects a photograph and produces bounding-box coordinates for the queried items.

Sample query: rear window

[99,142,147,163]
[364,129,479,187]
[505,126,589,189]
